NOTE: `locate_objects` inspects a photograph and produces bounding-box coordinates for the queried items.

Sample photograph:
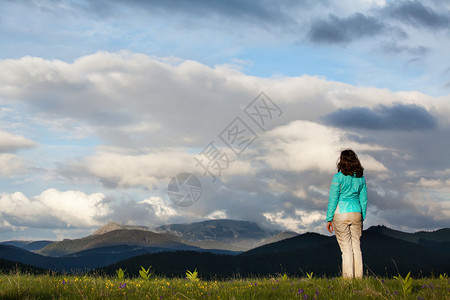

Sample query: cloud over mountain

[0,0,450,240]
[0,52,449,239]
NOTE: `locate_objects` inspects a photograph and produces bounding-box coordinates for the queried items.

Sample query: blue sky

[0,0,449,241]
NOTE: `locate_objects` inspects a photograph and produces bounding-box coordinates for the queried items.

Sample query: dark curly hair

[337,149,364,177]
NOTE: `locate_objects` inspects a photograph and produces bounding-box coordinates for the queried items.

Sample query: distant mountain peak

[154,219,276,251]
[92,222,150,236]
[365,225,450,243]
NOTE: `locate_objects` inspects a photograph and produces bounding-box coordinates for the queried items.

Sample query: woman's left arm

[326,173,341,222]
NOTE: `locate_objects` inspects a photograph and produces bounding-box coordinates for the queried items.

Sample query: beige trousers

[332,212,363,279]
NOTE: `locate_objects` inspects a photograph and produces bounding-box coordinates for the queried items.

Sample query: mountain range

[0,219,449,277]
[33,220,297,256]
[96,225,450,279]
[0,219,295,273]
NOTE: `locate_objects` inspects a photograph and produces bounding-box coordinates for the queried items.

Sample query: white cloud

[406,191,450,222]
[139,196,179,219]
[206,210,228,220]
[295,210,326,226]
[0,189,111,228]
[0,52,449,238]
[263,211,301,233]
[415,177,450,188]
[0,130,36,152]
[263,210,326,233]
[0,52,263,148]
[74,147,200,189]
[0,52,446,147]
[0,219,22,231]
[0,153,25,176]
[0,0,449,243]
[66,144,257,190]
[259,120,388,174]
[292,188,307,199]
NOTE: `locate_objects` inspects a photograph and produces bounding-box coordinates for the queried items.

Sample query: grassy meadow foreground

[0,272,449,299]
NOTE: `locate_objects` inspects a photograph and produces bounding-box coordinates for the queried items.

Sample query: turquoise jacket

[326,172,368,222]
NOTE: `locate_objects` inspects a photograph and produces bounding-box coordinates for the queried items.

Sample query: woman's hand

[327,221,334,234]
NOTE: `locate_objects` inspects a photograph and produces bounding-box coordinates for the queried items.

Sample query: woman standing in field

[326,149,367,279]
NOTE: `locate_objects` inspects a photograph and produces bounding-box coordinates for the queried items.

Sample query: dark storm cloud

[386,0,450,29]
[323,103,437,131]
[307,12,385,44]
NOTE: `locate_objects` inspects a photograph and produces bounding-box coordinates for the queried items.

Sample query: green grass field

[0,272,449,299]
